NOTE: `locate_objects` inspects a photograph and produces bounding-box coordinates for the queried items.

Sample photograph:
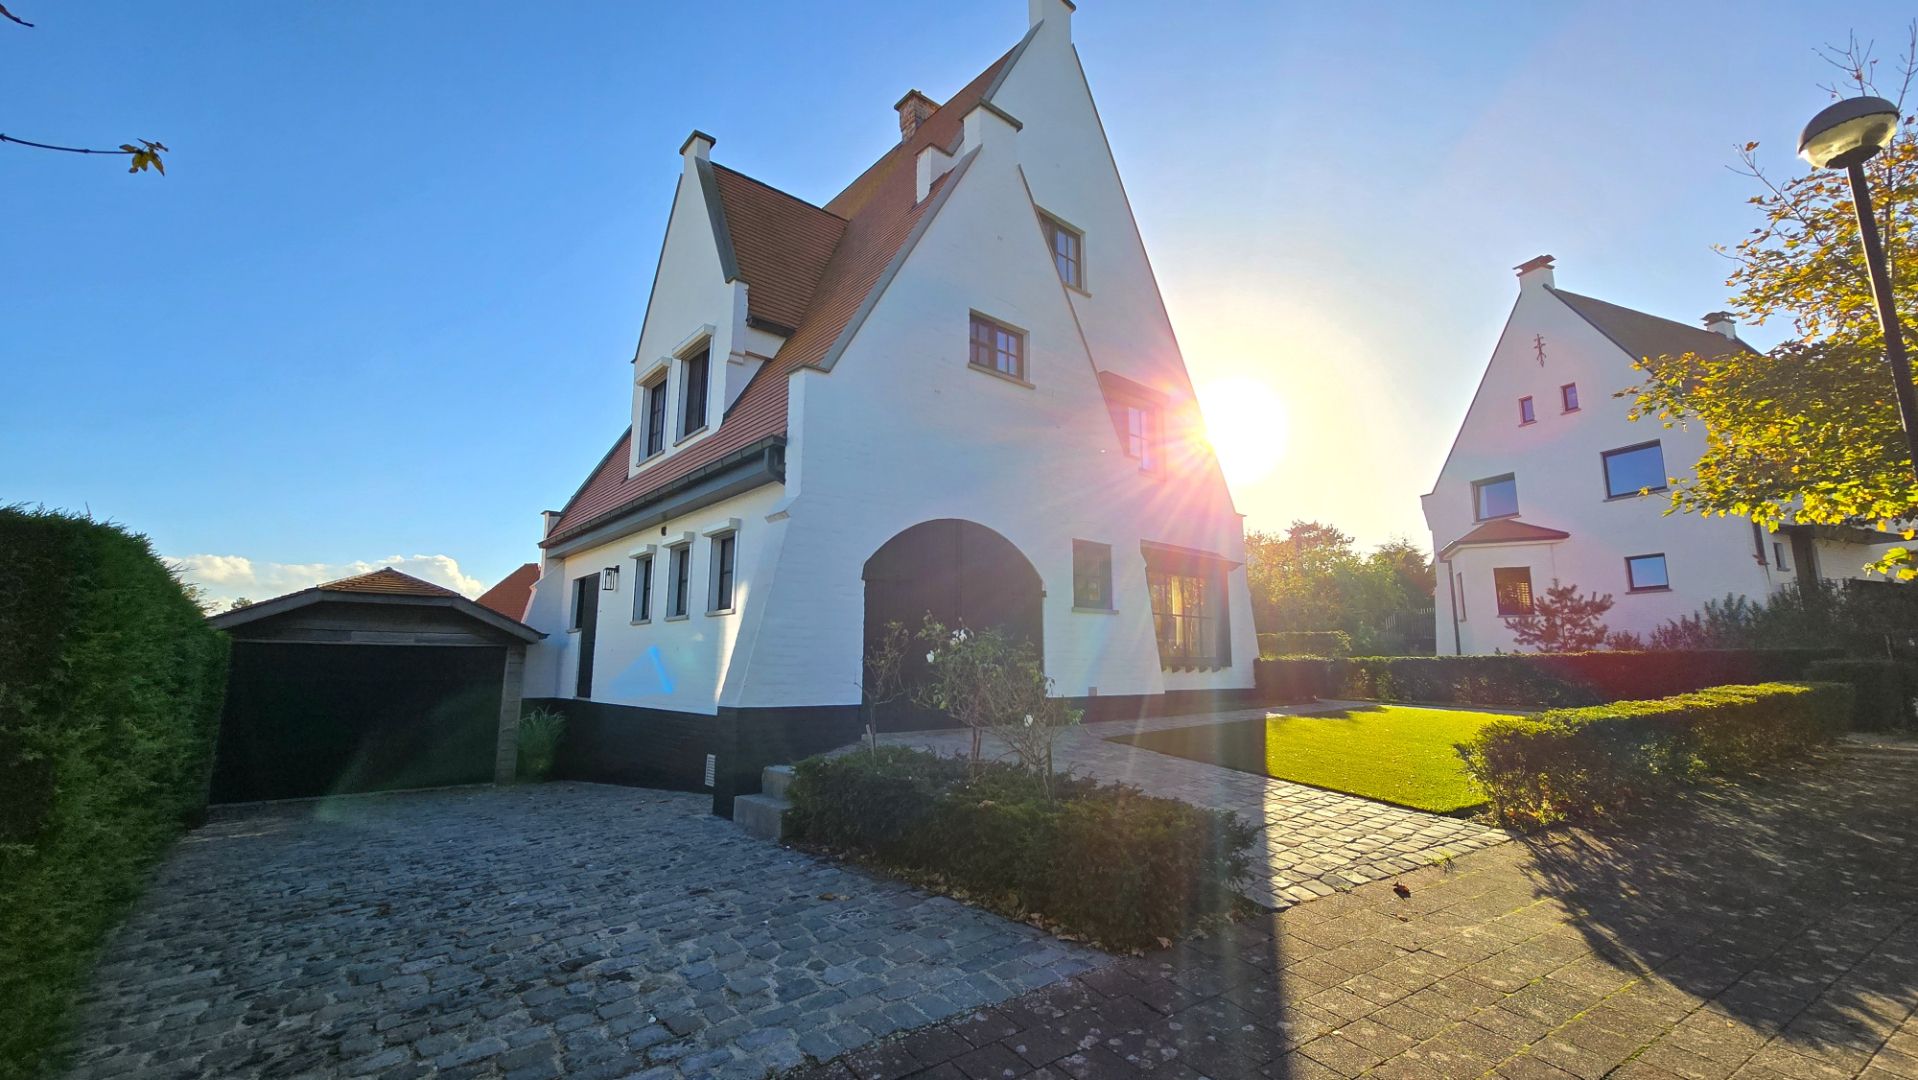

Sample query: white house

[1424,255,1898,655]
[515,0,1256,813]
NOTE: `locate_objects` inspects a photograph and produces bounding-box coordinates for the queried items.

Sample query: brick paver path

[790,744,1918,1079]
[62,783,1103,1080]
[870,705,1507,908]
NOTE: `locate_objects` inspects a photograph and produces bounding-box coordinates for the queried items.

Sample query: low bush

[1805,658,1916,732]
[1,507,229,1079]
[1257,630,1351,658]
[516,706,567,779]
[1330,649,1840,708]
[786,747,1253,949]
[1253,656,1330,702]
[1460,681,1852,828]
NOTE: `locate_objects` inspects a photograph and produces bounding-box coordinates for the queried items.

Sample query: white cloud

[168,552,488,610]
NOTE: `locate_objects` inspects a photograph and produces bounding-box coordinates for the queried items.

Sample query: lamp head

[1799,96,1900,169]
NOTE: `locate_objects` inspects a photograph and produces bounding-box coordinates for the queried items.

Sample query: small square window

[1602,441,1667,499]
[1473,474,1519,520]
[1072,540,1113,610]
[1519,396,1536,425]
[968,313,1026,380]
[1561,383,1580,412]
[1626,553,1669,592]
[1041,214,1083,290]
[1493,566,1533,617]
[709,532,737,613]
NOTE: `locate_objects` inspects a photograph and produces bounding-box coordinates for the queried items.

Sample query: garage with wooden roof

[205,568,544,803]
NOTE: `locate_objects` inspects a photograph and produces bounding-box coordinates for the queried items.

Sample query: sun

[1194,377,1286,488]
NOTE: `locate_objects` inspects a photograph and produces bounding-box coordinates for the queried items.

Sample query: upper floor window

[1602,441,1667,499]
[667,543,691,618]
[1625,553,1669,592]
[1493,566,1534,617]
[679,348,710,440]
[1072,540,1113,610]
[709,531,737,614]
[642,373,669,459]
[1124,405,1158,471]
[1473,474,1518,520]
[1041,214,1083,290]
[1518,396,1536,425]
[1561,383,1580,412]
[631,553,654,622]
[969,313,1026,380]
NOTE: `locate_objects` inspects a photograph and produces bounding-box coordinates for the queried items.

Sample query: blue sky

[5,1,1908,603]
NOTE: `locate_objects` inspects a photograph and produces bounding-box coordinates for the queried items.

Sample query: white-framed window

[667,543,691,618]
[708,531,737,614]
[679,347,710,440]
[631,553,654,622]
[640,371,670,460]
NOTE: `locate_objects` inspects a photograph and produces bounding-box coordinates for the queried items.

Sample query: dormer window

[679,347,710,440]
[1041,212,1083,290]
[641,372,669,459]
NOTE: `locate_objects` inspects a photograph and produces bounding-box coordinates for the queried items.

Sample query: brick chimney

[1514,254,1556,292]
[895,90,939,142]
[1702,311,1738,339]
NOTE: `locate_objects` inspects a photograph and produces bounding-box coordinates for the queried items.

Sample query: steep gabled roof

[317,567,462,598]
[1438,519,1571,561]
[1551,288,1752,365]
[476,562,540,621]
[545,44,1018,548]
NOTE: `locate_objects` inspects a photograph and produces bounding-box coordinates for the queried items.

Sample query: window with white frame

[679,347,710,440]
[667,543,691,618]
[708,531,737,614]
[631,553,654,622]
[641,372,669,459]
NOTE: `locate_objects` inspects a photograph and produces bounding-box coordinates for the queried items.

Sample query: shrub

[516,706,568,779]
[0,507,230,1079]
[1805,658,1916,732]
[1254,656,1330,702]
[786,747,1252,949]
[1330,649,1841,708]
[1257,630,1351,658]
[1506,581,1614,653]
[1460,681,1852,828]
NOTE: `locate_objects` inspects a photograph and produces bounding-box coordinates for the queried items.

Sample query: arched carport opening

[861,519,1043,731]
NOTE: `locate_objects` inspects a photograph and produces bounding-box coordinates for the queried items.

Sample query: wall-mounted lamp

[601,566,620,591]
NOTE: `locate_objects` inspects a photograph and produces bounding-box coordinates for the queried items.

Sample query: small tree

[916,618,1078,791]
[1507,580,1613,653]
[859,620,914,754]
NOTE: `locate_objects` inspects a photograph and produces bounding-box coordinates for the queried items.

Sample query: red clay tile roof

[711,165,846,333]
[316,567,463,598]
[1439,520,1571,560]
[475,562,539,621]
[545,47,1016,547]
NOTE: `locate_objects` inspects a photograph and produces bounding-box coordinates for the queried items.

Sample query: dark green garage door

[210,643,503,802]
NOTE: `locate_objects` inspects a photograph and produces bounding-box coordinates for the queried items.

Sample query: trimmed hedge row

[1,507,229,1079]
[1805,658,1917,732]
[1460,682,1852,828]
[786,747,1253,949]
[1253,649,1842,709]
[1257,630,1351,658]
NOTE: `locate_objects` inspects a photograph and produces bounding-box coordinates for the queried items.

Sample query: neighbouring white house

[1424,255,1901,656]
[511,0,1256,813]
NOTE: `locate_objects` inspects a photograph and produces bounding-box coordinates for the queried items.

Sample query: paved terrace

[870,705,1510,909]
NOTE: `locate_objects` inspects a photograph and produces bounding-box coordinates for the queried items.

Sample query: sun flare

[1195,377,1287,488]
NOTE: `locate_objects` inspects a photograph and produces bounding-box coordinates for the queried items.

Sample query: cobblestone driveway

[63,783,1102,1080]
[873,705,1508,908]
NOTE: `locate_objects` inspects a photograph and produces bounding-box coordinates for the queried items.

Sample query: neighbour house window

[631,554,653,622]
[1493,567,1534,617]
[679,348,710,439]
[642,374,669,459]
[1124,405,1159,471]
[969,313,1025,380]
[1752,522,1768,566]
[1072,540,1113,610]
[1473,474,1519,520]
[1561,383,1580,412]
[570,575,592,631]
[1602,441,1667,499]
[1519,396,1536,425]
[667,544,691,617]
[1775,542,1791,571]
[709,532,736,613]
[1042,214,1083,289]
[1626,553,1670,592]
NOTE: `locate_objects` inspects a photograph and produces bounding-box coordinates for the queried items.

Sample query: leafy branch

[0,134,168,174]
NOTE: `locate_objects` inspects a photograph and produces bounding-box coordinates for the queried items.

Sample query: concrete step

[761,764,796,800]
[734,793,792,843]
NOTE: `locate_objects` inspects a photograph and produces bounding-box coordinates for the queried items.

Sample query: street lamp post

[1799,96,1918,478]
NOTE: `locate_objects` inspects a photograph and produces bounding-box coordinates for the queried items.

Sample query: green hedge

[1805,658,1916,732]
[786,747,1253,949]
[0,508,229,1080]
[1257,630,1351,658]
[1254,656,1331,702]
[1460,682,1851,828]
[1329,649,1840,708]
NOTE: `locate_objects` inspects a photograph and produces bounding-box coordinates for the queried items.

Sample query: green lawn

[1112,705,1506,813]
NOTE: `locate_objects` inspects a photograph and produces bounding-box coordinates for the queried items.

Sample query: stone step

[761,764,796,800]
[733,793,792,843]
